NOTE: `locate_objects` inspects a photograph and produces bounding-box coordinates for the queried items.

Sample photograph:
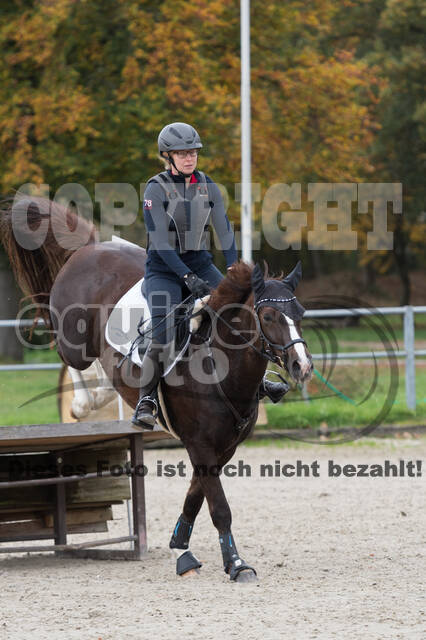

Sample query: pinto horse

[1,195,313,582]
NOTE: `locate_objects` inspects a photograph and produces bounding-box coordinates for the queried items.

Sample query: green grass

[24,347,61,364]
[243,435,426,450]
[0,345,62,426]
[262,315,426,432]
[302,318,426,355]
[1,327,426,429]
[0,369,60,426]
[264,365,426,432]
[1,363,425,429]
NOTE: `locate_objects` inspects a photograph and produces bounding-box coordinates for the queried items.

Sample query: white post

[403,306,416,411]
[118,393,134,548]
[240,0,252,263]
[117,393,124,420]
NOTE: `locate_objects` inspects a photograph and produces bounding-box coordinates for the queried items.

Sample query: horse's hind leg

[187,447,257,583]
[91,359,116,409]
[169,472,204,576]
[67,367,93,419]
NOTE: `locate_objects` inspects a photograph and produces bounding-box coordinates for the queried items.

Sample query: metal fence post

[403,306,416,411]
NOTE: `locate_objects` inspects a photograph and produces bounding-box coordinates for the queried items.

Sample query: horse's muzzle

[291,357,313,383]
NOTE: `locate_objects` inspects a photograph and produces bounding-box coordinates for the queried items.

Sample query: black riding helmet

[158,122,202,177]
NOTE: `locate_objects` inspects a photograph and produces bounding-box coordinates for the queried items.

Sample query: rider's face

[170,149,198,175]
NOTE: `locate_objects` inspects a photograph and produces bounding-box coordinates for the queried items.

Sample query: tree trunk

[363,262,376,289]
[0,260,23,361]
[393,218,411,305]
[310,251,322,278]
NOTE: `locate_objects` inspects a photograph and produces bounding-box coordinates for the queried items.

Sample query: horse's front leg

[169,472,204,576]
[188,448,257,582]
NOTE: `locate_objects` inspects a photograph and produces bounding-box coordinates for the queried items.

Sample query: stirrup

[132,396,159,429]
[259,372,290,403]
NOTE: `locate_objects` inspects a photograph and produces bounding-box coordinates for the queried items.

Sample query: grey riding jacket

[143,170,237,278]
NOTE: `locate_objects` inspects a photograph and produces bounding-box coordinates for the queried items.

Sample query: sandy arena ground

[0,437,425,640]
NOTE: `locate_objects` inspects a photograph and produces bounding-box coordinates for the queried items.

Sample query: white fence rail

[1,306,425,410]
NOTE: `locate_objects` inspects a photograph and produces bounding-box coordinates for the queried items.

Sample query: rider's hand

[183,272,211,298]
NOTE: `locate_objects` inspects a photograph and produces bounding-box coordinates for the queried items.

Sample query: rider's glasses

[173,150,198,159]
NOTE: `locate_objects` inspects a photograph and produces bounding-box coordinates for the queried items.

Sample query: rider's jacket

[143,170,237,278]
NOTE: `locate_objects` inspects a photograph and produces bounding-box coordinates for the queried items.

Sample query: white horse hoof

[92,387,116,409]
[71,394,94,418]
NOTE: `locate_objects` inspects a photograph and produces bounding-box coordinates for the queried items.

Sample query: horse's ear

[282,261,302,291]
[251,263,265,296]
[262,259,269,280]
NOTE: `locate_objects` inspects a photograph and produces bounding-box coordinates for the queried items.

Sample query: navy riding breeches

[143,262,223,344]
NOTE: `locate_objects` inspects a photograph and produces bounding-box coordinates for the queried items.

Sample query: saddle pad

[105,276,148,367]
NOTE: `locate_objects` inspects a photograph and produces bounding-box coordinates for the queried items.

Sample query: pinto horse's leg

[187,447,257,582]
[68,367,93,419]
[91,359,116,410]
[169,472,204,576]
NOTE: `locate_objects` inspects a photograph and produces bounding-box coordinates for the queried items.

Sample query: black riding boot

[259,373,290,404]
[131,341,164,429]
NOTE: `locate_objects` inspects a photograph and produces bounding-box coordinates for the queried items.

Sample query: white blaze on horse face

[282,313,311,377]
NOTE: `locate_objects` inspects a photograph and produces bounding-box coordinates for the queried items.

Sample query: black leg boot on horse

[219,530,257,581]
[132,340,164,429]
[169,513,202,576]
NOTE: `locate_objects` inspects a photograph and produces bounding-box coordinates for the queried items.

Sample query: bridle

[253,311,307,367]
[202,302,307,369]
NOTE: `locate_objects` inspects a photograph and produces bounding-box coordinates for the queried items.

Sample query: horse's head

[252,262,313,384]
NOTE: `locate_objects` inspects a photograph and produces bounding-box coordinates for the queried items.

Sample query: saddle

[105,275,207,376]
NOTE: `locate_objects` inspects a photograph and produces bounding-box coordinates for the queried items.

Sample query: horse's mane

[208,261,255,312]
[0,194,98,325]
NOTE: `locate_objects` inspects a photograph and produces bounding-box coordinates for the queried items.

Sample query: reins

[190,296,305,437]
[203,341,257,436]
[123,285,306,437]
[117,293,194,370]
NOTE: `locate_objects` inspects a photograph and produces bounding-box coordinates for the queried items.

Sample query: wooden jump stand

[0,420,171,559]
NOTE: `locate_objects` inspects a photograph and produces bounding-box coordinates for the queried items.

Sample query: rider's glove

[183,272,211,298]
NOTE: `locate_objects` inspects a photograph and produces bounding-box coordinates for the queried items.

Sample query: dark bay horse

[1,195,313,581]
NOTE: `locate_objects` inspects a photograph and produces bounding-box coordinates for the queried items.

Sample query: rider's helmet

[158,122,203,155]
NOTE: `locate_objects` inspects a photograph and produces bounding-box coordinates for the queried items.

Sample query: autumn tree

[0,1,393,280]
[329,0,426,303]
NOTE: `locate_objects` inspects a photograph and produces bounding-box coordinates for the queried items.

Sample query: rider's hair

[158,152,171,170]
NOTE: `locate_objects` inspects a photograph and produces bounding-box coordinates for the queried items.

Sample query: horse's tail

[0,193,98,326]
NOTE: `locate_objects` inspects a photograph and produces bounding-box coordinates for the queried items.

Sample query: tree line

[0,0,424,302]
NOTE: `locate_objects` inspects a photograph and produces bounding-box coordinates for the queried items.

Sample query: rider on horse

[132,122,289,429]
